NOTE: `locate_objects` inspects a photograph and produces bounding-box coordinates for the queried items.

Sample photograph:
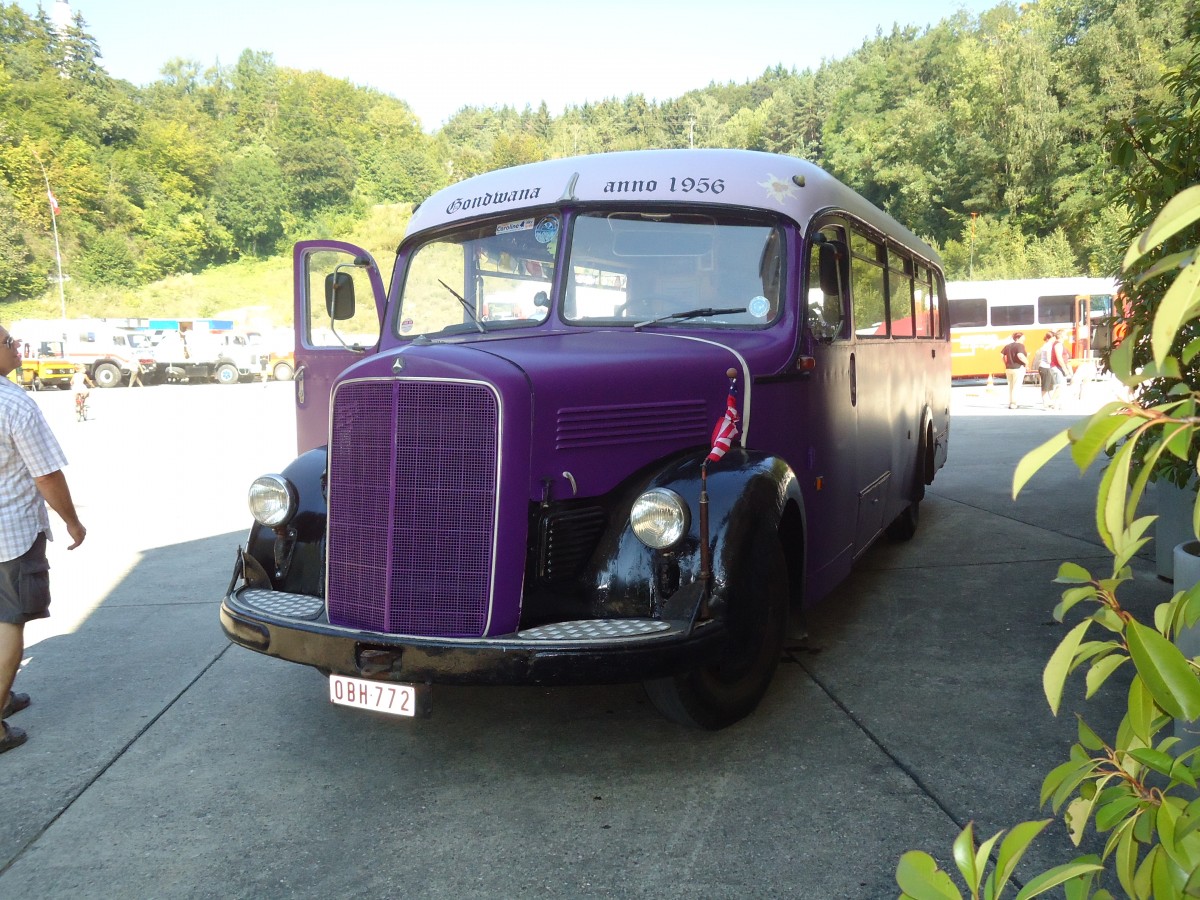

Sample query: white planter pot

[1157,480,1198,580]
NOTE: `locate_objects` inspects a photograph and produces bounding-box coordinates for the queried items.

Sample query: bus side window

[807,230,848,340]
[851,230,887,338]
[888,251,914,337]
[914,266,933,336]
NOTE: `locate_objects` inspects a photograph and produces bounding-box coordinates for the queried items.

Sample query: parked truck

[11,319,154,387]
[151,329,267,384]
[12,338,75,390]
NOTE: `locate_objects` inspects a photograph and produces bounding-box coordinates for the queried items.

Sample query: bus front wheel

[643,529,788,729]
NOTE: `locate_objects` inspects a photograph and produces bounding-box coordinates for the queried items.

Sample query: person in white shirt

[0,324,86,753]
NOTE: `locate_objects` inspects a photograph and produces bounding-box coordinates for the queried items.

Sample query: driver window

[303,249,381,350]
[807,226,848,340]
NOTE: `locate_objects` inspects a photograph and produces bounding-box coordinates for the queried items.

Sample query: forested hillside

[0,0,1193,322]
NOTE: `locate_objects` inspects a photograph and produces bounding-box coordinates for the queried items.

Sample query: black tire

[93,362,122,388]
[643,530,788,729]
[31,376,42,391]
[886,500,919,541]
[215,363,239,385]
[887,431,928,542]
[273,362,294,382]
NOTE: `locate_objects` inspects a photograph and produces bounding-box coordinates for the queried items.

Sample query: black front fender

[580,448,805,621]
[244,446,328,595]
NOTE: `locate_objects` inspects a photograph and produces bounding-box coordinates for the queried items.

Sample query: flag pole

[698,367,740,620]
[32,150,66,320]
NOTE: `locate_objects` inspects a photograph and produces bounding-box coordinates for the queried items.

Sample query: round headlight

[248,474,297,527]
[631,488,690,549]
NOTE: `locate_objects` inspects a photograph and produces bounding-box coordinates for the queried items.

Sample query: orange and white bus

[946,277,1118,379]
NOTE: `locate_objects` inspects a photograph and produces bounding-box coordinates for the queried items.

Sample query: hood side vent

[556,401,707,450]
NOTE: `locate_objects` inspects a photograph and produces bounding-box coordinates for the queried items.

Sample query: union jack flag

[706,383,740,463]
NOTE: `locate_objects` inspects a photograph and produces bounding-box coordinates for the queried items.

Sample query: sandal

[0,721,27,753]
[1,691,29,718]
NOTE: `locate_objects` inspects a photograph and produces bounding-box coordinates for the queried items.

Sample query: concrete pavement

[0,377,1173,898]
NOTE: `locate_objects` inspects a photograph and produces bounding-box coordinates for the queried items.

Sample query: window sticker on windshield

[534,216,560,244]
[748,296,771,318]
[496,218,535,235]
[400,318,414,334]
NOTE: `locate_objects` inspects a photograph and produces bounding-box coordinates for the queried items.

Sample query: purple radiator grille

[326,379,499,637]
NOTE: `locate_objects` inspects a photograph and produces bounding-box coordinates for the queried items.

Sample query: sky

[26,0,1002,131]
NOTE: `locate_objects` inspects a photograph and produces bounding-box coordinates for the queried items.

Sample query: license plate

[329,674,426,718]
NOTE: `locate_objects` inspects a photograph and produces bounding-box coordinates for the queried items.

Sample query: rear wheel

[887,429,929,542]
[272,361,294,381]
[643,529,788,729]
[215,363,239,385]
[92,362,122,388]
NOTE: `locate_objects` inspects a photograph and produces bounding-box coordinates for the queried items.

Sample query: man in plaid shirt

[0,323,86,753]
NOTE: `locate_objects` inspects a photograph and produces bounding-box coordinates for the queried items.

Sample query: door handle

[849,352,857,406]
[294,364,306,404]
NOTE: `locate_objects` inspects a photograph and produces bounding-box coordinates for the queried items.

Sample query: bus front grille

[326,379,499,637]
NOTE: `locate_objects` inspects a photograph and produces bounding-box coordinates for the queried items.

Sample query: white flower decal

[759,174,798,205]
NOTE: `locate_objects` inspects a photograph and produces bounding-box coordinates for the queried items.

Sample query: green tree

[211,143,287,256]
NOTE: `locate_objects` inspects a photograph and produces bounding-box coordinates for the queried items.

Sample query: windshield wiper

[438,279,487,333]
[633,306,747,330]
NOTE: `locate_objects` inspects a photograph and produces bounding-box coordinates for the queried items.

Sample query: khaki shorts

[0,533,51,625]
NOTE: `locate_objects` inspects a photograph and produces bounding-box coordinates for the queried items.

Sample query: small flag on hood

[706,382,740,463]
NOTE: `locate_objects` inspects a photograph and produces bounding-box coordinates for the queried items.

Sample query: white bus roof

[405,149,940,265]
[945,277,1118,299]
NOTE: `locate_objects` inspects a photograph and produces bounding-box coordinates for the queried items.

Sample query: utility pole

[32,150,67,320]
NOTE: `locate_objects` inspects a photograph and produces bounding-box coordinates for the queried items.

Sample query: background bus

[946,277,1118,379]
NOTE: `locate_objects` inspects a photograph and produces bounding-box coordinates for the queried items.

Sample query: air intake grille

[326,379,499,637]
[556,401,707,449]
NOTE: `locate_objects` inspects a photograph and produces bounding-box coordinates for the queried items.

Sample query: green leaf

[1014,430,1070,500]
[1086,654,1129,698]
[1055,562,1094,585]
[1115,822,1140,897]
[1130,746,1176,777]
[1056,585,1098,620]
[1128,676,1159,746]
[1095,793,1144,833]
[990,820,1051,896]
[1048,757,1103,811]
[1125,184,1200,270]
[951,823,979,892]
[1045,620,1092,715]
[1109,324,1138,384]
[1013,860,1106,900]
[1126,620,1200,721]
[1153,261,1200,367]
[1064,794,1098,846]
[1067,405,1138,471]
[1098,439,1136,554]
[1077,717,1106,751]
[896,851,962,900]
[1139,249,1198,284]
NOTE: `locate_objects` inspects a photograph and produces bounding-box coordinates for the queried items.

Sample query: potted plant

[897,184,1200,898]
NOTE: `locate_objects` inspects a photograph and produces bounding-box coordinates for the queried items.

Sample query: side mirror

[325,271,356,320]
[818,241,847,298]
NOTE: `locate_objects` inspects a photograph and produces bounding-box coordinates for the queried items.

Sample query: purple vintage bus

[220,148,950,729]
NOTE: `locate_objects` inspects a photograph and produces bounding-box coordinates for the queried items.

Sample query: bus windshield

[397,215,558,338]
[395,209,785,339]
[563,211,783,327]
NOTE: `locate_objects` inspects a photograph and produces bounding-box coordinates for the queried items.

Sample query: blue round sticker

[534,216,559,244]
[748,295,771,318]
